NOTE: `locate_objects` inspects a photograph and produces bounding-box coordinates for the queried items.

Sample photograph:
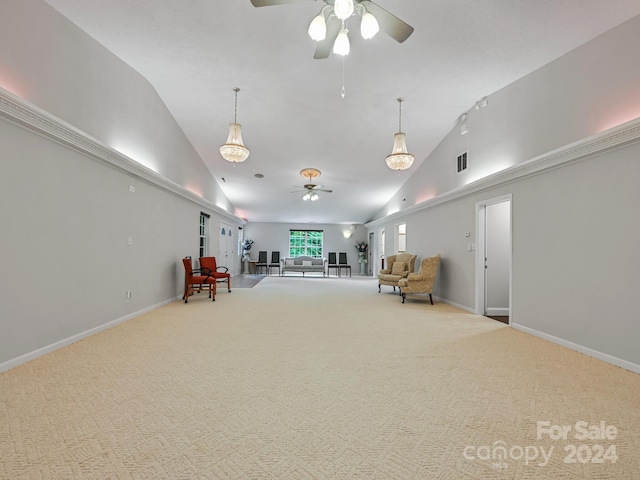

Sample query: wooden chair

[182,257,216,303]
[199,256,231,292]
[338,252,351,277]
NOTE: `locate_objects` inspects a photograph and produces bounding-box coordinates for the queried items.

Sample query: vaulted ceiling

[44,0,640,224]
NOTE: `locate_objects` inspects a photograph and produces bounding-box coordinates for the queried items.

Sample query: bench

[280,256,327,276]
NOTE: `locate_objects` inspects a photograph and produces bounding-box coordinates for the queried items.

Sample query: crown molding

[0,87,244,225]
[366,116,640,228]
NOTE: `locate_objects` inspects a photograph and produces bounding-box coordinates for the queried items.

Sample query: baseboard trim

[434,296,475,313]
[0,296,180,373]
[511,323,640,375]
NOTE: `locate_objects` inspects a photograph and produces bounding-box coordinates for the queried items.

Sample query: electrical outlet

[126,291,132,301]
[129,185,135,193]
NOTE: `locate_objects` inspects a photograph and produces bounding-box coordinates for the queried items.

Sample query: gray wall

[368,14,640,370]
[0,0,242,369]
[375,14,640,220]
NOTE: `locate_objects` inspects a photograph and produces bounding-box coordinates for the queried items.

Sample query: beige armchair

[398,254,441,304]
[378,253,417,294]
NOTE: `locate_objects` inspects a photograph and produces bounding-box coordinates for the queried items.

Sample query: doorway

[475,195,512,323]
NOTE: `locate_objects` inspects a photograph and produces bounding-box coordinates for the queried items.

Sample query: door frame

[475,194,512,320]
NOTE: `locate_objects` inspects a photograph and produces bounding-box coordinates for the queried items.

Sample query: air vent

[457,151,468,173]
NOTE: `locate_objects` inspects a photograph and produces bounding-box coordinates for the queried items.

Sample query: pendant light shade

[220,87,250,164]
[385,97,414,171]
[308,12,327,41]
[333,27,350,56]
[360,11,379,39]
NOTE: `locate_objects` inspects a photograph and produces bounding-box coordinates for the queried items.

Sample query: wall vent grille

[457,151,468,173]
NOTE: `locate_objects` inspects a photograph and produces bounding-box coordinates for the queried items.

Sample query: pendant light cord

[397,97,404,132]
[233,87,240,123]
[341,57,346,99]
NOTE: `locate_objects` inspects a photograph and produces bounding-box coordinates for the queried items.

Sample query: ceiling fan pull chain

[341,55,346,99]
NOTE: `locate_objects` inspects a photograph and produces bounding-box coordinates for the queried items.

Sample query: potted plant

[355,241,368,275]
[241,238,254,260]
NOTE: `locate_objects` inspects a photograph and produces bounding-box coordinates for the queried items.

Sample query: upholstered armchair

[378,253,417,293]
[398,254,441,304]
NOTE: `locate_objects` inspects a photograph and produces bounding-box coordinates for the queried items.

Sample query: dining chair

[338,252,351,277]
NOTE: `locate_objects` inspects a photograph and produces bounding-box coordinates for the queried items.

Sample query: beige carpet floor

[1,276,639,479]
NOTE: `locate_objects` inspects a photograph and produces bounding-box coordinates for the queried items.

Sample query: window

[289,230,323,258]
[199,213,209,258]
[397,223,406,253]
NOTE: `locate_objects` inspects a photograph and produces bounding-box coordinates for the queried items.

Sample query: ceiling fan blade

[316,189,333,193]
[314,15,341,59]
[250,0,314,7]
[361,1,414,43]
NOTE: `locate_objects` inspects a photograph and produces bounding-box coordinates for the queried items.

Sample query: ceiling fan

[250,0,414,59]
[292,168,333,201]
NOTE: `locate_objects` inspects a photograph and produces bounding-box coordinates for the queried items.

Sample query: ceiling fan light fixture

[333,0,354,20]
[333,27,350,56]
[308,12,327,41]
[360,11,379,39]
[385,97,414,171]
[220,87,250,163]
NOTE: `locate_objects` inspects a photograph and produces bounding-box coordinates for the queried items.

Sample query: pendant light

[385,97,414,171]
[360,7,379,39]
[333,24,350,56]
[220,87,250,164]
[308,10,327,41]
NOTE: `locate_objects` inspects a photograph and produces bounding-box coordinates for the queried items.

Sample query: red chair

[182,257,216,303]
[199,256,231,292]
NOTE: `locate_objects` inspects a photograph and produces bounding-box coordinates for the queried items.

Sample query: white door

[475,195,512,320]
[485,201,511,317]
[219,222,235,275]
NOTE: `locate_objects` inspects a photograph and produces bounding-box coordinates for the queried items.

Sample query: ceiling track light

[386,97,414,171]
[459,96,488,135]
[220,87,250,164]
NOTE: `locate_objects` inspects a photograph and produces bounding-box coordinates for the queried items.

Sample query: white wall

[0,0,232,211]
[375,14,640,221]
[0,0,243,369]
[367,14,640,370]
